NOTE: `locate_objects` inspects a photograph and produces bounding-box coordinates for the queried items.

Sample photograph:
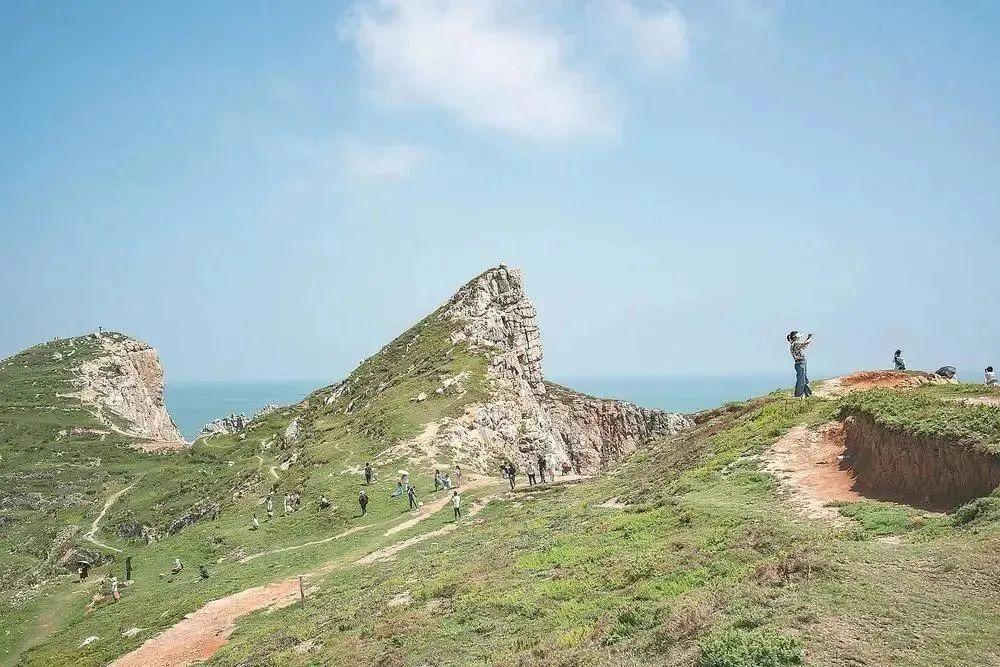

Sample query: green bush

[952,497,1000,526]
[700,628,803,667]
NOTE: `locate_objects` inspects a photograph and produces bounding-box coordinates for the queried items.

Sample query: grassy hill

[4,316,1000,665]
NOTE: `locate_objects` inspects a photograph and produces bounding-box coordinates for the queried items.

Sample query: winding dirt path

[763,421,860,522]
[110,477,502,667]
[83,482,137,553]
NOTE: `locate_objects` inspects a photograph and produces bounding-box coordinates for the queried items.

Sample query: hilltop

[2,267,1000,667]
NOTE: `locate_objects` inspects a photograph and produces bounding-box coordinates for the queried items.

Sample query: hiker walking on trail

[125,556,133,582]
[364,462,374,485]
[894,350,906,371]
[454,465,462,487]
[506,462,517,490]
[526,461,537,486]
[358,489,369,516]
[452,490,461,520]
[407,484,418,511]
[986,366,997,387]
[788,331,814,398]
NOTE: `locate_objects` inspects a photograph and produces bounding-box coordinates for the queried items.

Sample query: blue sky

[2,0,998,383]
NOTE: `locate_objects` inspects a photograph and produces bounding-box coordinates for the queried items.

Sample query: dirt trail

[239,525,370,564]
[763,422,860,522]
[358,489,499,565]
[385,475,489,536]
[108,578,302,667]
[83,482,137,553]
[111,478,504,667]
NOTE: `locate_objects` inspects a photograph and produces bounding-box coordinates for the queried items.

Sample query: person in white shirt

[985,366,997,387]
[452,491,461,520]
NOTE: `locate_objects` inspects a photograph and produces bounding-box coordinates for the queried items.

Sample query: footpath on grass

[108,475,499,667]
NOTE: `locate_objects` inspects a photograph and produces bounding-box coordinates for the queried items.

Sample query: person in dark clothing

[358,489,369,516]
[125,556,133,582]
[364,462,373,485]
[506,463,516,490]
[78,562,90,582]
[198,565,210,580]
[537,455,546,480]
[407,484,418,511]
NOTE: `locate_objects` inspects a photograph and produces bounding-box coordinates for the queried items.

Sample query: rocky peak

[393,264,693,474]
[443,265,544,395]
[65,332,185,445]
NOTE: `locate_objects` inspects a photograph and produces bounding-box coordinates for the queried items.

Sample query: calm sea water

[165,380,324,441]
[166,375,789,441]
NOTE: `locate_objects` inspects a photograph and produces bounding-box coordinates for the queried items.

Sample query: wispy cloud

[588,0,689,71]
[342,136,424,181]
[343,0,619,142]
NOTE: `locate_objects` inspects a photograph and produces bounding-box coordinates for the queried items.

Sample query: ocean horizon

[165,374,792,441]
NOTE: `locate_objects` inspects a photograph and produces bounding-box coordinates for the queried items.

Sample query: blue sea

[165,375,789,441]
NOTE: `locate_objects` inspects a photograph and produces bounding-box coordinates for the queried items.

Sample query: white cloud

[589,0,689,71]
[344,0,618,141]
[342,137,423,181]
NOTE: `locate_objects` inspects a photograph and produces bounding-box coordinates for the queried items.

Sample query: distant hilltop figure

[787,330,814,398]
[894,350,906,371]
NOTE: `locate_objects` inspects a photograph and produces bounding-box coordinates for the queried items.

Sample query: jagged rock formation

[377,265,693,474]
[198,405,278,439]
[62,332,184,444]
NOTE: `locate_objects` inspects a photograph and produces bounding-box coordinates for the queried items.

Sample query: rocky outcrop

[405,265,692,474]
[198,404,279,439]
[63,332,184,444]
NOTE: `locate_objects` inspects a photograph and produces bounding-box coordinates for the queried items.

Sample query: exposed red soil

[764,421,861,521]
[815,371,939,398]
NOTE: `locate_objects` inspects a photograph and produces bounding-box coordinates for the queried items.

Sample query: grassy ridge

[840,388,1000,453]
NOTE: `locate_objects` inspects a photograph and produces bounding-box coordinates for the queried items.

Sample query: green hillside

[4,323,1000,666]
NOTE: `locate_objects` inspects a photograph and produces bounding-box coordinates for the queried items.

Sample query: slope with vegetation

[3,269,1000,667]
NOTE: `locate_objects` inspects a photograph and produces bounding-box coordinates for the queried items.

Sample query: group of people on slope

[788,331,999,396]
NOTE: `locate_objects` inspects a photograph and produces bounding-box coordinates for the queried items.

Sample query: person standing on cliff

[894,350,906,371]
[788,331,813,398]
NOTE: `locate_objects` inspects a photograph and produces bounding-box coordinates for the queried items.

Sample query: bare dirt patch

[764,421,860,522]
[109,578,301,667]
[815,371,940,399]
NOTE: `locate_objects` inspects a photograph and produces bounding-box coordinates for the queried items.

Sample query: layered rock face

[428,266,692,474]
[67,332,185,444]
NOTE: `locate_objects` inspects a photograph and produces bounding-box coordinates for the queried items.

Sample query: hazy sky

[2,1,998,383]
